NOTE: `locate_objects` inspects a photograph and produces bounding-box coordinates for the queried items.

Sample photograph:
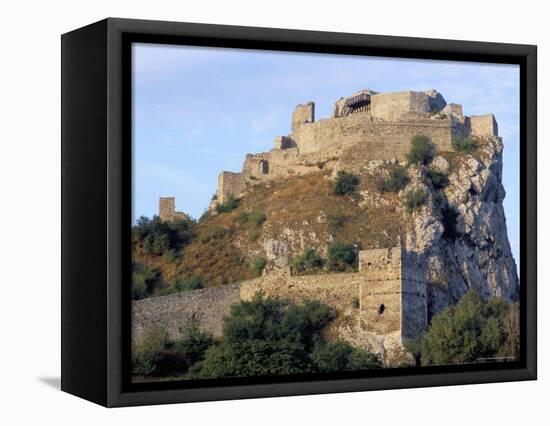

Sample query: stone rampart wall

[132,284,241,343]
[292,114,453,159]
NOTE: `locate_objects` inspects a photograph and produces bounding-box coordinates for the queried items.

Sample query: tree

[311,340,381,372]
[420,290,520,366]
[327,241,357,271]
[404,188,428,213]
[406,135,435,165]
[291,247,324,274]
[196,295,377,379]
[378,165,410,193]
[452,135,479,153]
[332,171,360,195]
[174,323,213,364]
[132,327,168,376]
[133,214,195,255]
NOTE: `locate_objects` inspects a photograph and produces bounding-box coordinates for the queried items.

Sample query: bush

[249,211,267,226]
[452,135,479,153]
[158,276,205,296]
[251,256,267,276]
[419,290,520,366]
[133,215,195,255]
[332,171,359,195]
[215,195,239,214]
[378,165,410,193]
[311,340,382,373]
[291,247,324,274]
[327,241,357,271]
[404,188,428,213]
[196,295,375,379]
[132,327,167,376]
[406,135,435,165]
[174,323,213,364]
[425,170,449,189]
[131,266,161,300]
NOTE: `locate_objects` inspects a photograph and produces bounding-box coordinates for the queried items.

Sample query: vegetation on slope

[407,289,520,366]
[132,295,381,380]
[131,132,484,295]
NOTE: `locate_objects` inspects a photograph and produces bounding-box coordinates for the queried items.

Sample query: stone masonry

[159,197,190,222]
[213,89,499,205]
[132,243,427,365]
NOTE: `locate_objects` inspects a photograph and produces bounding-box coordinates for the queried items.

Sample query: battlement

[215,88,499,207]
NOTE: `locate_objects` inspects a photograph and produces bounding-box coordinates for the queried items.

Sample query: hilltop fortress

[134,88,517,366]
[215,89,498,204]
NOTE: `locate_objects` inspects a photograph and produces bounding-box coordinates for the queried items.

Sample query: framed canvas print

[61,18,537,407]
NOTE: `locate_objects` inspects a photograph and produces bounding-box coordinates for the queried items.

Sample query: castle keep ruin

[142,87,515,365]
[214,89,498,204]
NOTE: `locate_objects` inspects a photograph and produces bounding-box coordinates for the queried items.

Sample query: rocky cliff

[400,136,519,319]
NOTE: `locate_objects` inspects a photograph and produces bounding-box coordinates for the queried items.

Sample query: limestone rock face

[403,136,519,319]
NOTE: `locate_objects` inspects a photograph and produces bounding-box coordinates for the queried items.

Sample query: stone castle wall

[215,89,498,202]
[132,246,429,362]
[132,284,241,342]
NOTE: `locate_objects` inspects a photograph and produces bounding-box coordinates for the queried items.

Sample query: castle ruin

[159,197,190,222]
[214,88,497,204]
[134,241,428,364]
[144,88,508,365]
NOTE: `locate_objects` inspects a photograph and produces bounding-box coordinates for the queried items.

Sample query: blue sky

[132,43,520,266]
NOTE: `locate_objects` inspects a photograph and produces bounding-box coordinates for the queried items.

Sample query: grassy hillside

[132,168,403,296]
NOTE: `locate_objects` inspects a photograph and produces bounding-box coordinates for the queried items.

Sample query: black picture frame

[61,17,537,407]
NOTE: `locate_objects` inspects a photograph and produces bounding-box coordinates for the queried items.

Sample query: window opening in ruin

[378,304,385,315]
[261,160,269,174]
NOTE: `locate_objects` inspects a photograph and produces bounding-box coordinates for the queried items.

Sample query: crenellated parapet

[214,88,500,207]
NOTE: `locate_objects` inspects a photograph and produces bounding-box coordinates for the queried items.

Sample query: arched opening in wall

[378,304,385,315]
[261,160,269,174]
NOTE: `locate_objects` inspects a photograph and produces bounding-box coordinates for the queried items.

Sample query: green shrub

[327,241,357,271]
[251,256,267,276]
[378,165,410,192]
[425,170,449,189]
[352,297,360,309]
[131,266,161,299]
[131,275,148,300]
[332,171,360,195]
[419,290,520,366]
[174,323,213,364]
[452,135,479,153]
[237,212,249,224]
[196,295,366,379]
[311,340,382,373]
[249,211,267,226]
[404,188,428,213]
[291,247,324,274]
[406,135,435,165]
[132,327,167,376]
[133,215,195,255]
[215,195,239,214]
[158,276,205,296]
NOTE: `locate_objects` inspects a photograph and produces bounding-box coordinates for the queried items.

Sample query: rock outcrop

[402,136,519,318]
